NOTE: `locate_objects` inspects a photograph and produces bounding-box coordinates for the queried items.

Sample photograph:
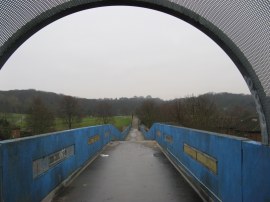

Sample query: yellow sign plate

[183,143,217,174]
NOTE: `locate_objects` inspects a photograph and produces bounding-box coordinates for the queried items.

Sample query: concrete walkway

[52,119,202,202]
[125,117,144,141]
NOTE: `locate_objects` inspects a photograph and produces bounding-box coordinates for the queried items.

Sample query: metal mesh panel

[171,0,270,95]
[0,0,270,142]
[0,0,269,94]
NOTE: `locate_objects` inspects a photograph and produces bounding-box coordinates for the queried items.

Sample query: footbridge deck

[51,125,202,202]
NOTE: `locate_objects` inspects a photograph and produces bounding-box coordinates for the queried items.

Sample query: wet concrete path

[125,117,144,141]
[52,119,202,202]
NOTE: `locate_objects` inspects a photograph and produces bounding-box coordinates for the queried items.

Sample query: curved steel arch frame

[0,0,270,144]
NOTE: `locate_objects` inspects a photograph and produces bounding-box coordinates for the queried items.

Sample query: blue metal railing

[2,122,269,202]
[0,124,124,202]
[139,125,154,140]
[143,123,270,202]
[121,125,132,140]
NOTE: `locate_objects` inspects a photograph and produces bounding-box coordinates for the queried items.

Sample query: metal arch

[0,0,270,144]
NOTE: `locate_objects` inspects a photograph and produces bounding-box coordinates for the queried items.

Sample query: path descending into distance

[52,118,202,202]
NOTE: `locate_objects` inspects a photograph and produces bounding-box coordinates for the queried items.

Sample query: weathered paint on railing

[0,124,123,202]
[2,122,269,202]
[242,142,270,202]
[139,125,154,140]
[109,124,131,141]
[122,125,132,140]
[144,123,270,202]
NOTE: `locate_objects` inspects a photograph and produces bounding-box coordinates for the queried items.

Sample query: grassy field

[0,113,132,132]
[0,113,27,128]
[55,116,132,131]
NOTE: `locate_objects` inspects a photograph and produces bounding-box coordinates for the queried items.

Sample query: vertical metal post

[0,144,3,202]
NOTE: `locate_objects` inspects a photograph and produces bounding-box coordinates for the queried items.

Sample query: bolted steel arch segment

[0,0,270,144]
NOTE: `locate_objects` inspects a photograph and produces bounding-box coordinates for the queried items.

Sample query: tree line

[0,95,118,139]
[0,96,83,138]
[0,90,256,116]
[137,94,260,138]
[0,89,260,140]
[0,89,156,115]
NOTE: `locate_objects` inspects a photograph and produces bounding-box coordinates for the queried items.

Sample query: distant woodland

[0,89,261,140]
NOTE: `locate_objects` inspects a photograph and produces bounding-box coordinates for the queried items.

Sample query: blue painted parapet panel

[242,141,270,202]
[139,125,155,140]
[0,124,121,202]
[147,123,270,202]
[121,125,131,140]
[109,125,123,140]
[108,124,131,141]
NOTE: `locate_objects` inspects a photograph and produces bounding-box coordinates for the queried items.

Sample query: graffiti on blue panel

[33,145,75,178]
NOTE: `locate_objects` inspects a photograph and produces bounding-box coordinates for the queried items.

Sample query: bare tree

[26,97,55,135]
[180,95,219,131]
[60,96,81,129]
[96,100,113,124]
[136,99,157,128]
[170,99,186,125]
[0,118,12,140]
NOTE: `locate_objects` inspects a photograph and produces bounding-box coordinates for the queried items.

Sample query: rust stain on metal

[88,135,100,144]
[156,130,161,137]
[165,135,173,143]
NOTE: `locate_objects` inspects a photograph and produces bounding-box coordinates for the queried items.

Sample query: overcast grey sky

[0,6,250,99]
